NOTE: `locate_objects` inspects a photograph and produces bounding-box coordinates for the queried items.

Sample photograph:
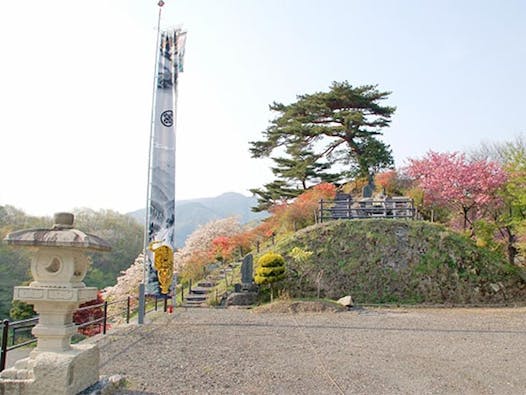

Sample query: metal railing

[0,293,173,372]
[318,197,416,222]
[145,294,171,314]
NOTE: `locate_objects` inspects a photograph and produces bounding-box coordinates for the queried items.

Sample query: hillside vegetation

[271,219,526,305]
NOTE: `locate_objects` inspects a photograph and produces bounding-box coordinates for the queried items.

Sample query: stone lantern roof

[3,212,111,252]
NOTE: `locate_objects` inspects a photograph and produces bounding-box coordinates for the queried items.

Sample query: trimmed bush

[255,252,286,302]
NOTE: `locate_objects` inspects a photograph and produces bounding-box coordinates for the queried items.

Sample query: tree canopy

[249,148,340,211]
[407,151,507,230]
[469,137,526,263]
[249,81,395,210]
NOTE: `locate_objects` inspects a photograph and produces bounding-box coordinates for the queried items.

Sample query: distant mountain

[127,192,267,247]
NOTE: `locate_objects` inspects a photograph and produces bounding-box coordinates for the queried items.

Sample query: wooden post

[126,296,131,324]
[102,302,108,335]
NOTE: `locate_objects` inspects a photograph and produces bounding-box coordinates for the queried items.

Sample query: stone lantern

[0,212,111,395]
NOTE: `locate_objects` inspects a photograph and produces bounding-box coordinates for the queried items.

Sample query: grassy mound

[270,219,526,305]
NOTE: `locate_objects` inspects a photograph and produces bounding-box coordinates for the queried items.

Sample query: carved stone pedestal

[14,286,97,353]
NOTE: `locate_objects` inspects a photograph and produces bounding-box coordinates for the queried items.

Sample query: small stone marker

[362,174,375,198]
[362,184,374,198]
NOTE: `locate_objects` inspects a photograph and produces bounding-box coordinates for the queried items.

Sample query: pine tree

[250,81,395,206]
[250,148,341,211]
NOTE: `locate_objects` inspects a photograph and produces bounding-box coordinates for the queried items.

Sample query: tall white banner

[145,29,185,295]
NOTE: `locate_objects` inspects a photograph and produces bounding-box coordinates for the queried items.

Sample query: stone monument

[226,254,258,306]
[240,254,254,288]
[0,212,111,395]
[361,178,375,198]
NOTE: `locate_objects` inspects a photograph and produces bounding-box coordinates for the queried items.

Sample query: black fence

[0,294,172,372]
[318,197,416,222]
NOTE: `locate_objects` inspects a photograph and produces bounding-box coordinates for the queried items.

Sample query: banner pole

[141,1,164,319]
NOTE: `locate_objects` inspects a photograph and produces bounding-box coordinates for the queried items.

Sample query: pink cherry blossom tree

[407,151,507,230]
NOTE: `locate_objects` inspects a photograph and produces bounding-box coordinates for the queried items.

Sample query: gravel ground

[97,306,526,395]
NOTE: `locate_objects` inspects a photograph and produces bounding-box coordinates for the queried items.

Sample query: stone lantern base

[0,343,99,395]
[0,286,100,394]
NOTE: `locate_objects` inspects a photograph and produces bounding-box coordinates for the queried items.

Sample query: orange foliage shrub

[375,170,398,194]
[260,183,337,233]
[229,231,256,256]
[211,236,235,261]
[179,250,211,281]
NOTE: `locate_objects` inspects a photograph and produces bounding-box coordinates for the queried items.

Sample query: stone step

[181,303,207,308]
[190,287,210,295]
[184,298,206,305]
[197,281,215,288]
[185,294,207,302]
[184,299,206,304]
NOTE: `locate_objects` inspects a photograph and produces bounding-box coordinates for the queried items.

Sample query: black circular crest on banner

[160,110,174,127]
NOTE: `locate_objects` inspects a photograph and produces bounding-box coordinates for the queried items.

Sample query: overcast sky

[1,0,525,217]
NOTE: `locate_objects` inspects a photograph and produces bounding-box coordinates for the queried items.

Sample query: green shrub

[255,253,286,284]
[9,300,36,321]
[290,247,313,263]
[256,266,285,277]
[255,252,286,302]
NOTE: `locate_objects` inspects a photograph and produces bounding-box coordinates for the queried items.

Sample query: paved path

[96,306,526,394]
[5,347,30,369]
